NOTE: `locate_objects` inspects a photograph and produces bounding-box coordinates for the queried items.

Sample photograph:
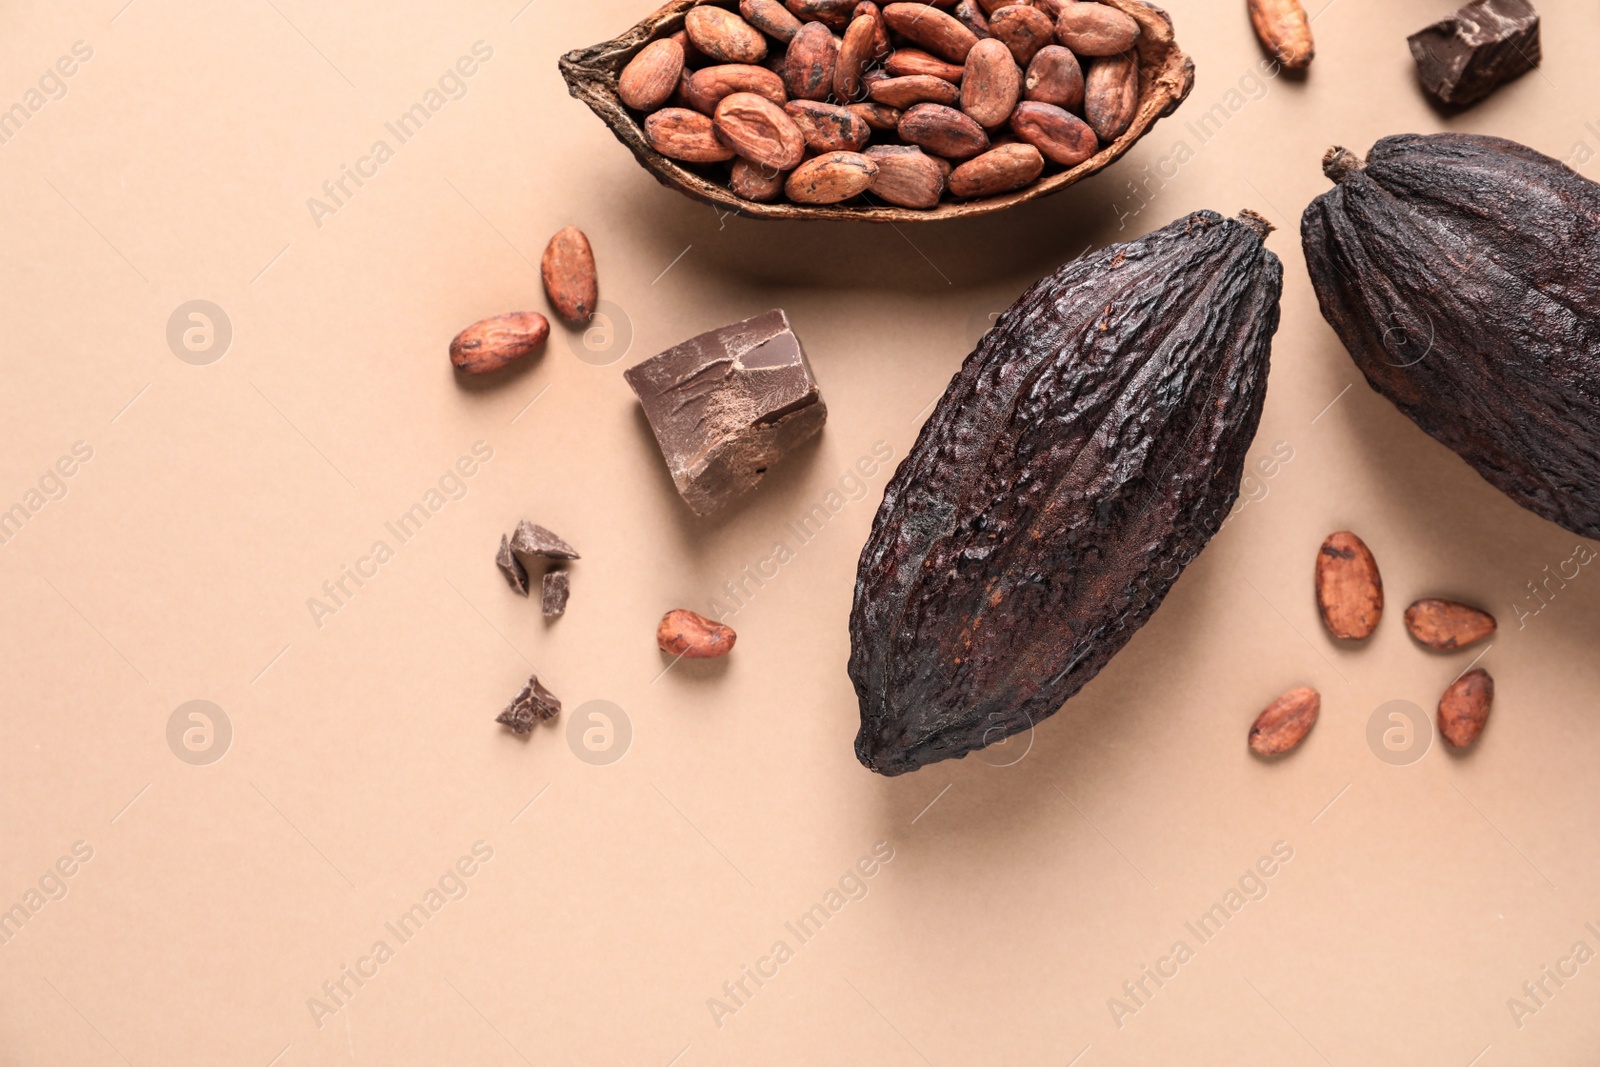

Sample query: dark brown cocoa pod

[1302,133,1600,539]
[849,210,1283,774]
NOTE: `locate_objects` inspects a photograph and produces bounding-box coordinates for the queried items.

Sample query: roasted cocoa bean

[450,312,549,375]
[847,101,904,129]
[786,99,873,151]
[685,6,770,63]
[961,38,1022,128]
[619,38,685,111]
[730,158,787,201]
[898,101,990,158]
[1010,100,1097,165]
[1249,687,1320,756]
[870,73,962,107]
[886,48,967,81]
[742,0,805,42]
[882,3,981,63]
[1438,668,1493,747]
[1249,0,1314,69]
[1084,51,1139,141]
[865,144,949,208]
[836,13,879,99]
[988,4,1056,66]
[658,609,738,658]
[1315,530,1383,640]
[645,108,737,162]
[714,92,808,169]
[1055,1,1141,55]
[1404,598,1497,650]
[786,0,856,30]
[951,0,993,38]
[687,63,789,113]
[784,21,839,100]
[540,226,598,325]
[948,142,1044,197]
[785,150,880,202]
[1024,44,1084,109]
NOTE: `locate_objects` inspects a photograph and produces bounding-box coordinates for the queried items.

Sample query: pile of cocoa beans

[617,0,1144,208]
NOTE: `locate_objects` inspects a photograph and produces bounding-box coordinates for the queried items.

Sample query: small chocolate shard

[624,309,827,516]
[497,673,562,734]
[1408,0,1540,108]
[511,520,580,560]
[542,570,569,617]
[496,534,529,596]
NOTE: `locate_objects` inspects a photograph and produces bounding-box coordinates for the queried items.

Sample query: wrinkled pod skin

[849,210,1283,775]
[1302,133,1600,539]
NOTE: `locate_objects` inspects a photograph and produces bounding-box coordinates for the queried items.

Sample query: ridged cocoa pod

[1302,133,1600,539]
[850,209,1283,774]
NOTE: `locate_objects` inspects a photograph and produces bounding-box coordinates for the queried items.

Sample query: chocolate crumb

[511,520,580,560]
[496,534,529,595]
[496,673,562,734]
[542,570,569,617]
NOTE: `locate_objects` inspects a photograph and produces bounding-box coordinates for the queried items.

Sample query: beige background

[3,0,1599,1063]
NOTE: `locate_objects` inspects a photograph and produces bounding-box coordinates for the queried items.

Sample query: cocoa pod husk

[541,227,598,325]
[1249,686,1320,756]
[1248,0,1313,69]
[449,312,549,375]
[1404,599,1496,650]
[618,38,685,111]
[1315,530,1383,640]
[685,6,769,63]
[948,142,1044,198]
[1024,44,1084,109]
[785,150,879,203]
[961,38,1022,128]
[658,609,737,658]
[1439,668,1493,748]
[1084,51,1139,141]
[898,102,989,159]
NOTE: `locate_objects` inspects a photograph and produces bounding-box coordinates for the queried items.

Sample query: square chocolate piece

[1408,0,1540,108]
[624,309,827,516]
[541,570,569,617]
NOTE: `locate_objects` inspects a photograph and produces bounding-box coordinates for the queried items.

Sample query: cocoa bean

[887,48,967,81]
[731,158,787,201]
[541,226,598,325]
[1315,530,1383,640]
[685,6,770,63]
[619,38,685,111]
[847,101,904,130]
[645,107,737,162]
[1249,686,1320,756]
[784,21,839,101]
[1010,100,1098,165]
[658,609,738,658]
[1084,51,1139,141]
[742,0,805,42]
[785,150,880,203]
[961,38,1022,128]
[787,0,856,30]
[899,101,990,158]
[948,141,1043,197]
[1249,0,1313,69]
[855,2,892,56]
[714,92,808,170]
[786,99,873,151]
[687,64,788,113]
[1438,668,1493,748]
[989,4,1056,66]
[870,73,962,107]
[866,144,949,207]
[882,3,981,63]
[1055,1,1141,55]
[951,0,993,38]
[449,312,549,374]
[836,12,881,99]
[1024,44,1084,109]
[1033,0,1066,17]
[1404,599,1497,650]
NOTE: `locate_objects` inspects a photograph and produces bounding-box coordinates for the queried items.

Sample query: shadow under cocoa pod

[559,0,1195,223]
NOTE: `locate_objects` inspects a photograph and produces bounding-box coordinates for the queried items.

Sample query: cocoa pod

[1025,44,1084,109]
[882,3,981,63]
[1084,51,1139,141]
[1404,599,1497,650]
[742,0,805,42]
[850,209,1283,774]
[887,48,967,81]
[786,99,873,151]
[618,38,685,111]
[1438,668,1493,748]
[784,21,839,101]
[988,4,1056,66]
[449,312,549,375]
[836,12,881,99]
[787,0,855,29]
[714,92,808,170]
[730,158,787,201]
[1302,134,1600,540]
[645,108,737,162]
[865,145,949,208]
[898,102,990,159]
[1055,1,1141,55]
[870,73,962,108]
[1248,0,1313,69]
[847,101,904,130]
[541,226,598,325]
[1315,531,1383,640]
[1010,100,1098,165]
[687,64,788,113]
[961,38,1022,128]
[658,609,738,659]
[1249,686,1320,756]
[685,6,769,63]
[948,142,1044,197]
[785,150,880,203]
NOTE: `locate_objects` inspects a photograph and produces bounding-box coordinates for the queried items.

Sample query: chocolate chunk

[511,520,580,560]
[1408,0,1539,107]
[496,673,562,734]
[541,570,569,617]
[496,534,529,596]
[624,309,827,516]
